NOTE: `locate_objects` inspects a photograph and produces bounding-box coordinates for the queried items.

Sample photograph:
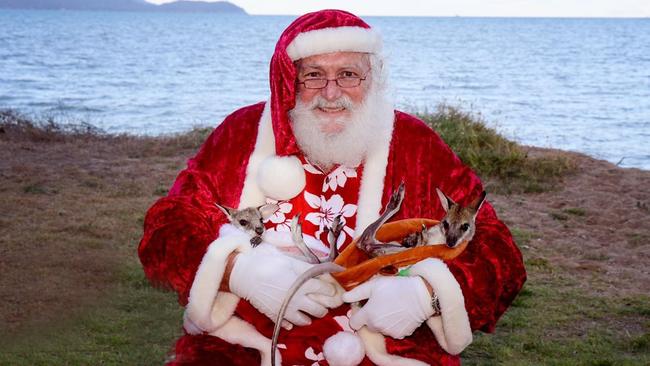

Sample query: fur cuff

[184,224,252,333]
[409,258,472,355]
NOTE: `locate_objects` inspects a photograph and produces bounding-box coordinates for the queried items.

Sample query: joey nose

[446,237,458,248]
[255,227,264,235]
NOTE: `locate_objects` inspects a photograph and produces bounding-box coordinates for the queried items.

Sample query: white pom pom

[256,155,305,201]
[323,331,365,366]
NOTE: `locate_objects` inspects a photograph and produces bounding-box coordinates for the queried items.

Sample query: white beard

[289,87,394,172]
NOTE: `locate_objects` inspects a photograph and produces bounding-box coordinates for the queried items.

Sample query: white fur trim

[409,258,473,355]
[185,222,282,366]
[262,230,330,255]
[323,331,365,366]
[287,26,382,61]
[354,109,394,235]
[239,101,275,208]
[184,224,251,333]
[257,155,306,201]
[240,99,394,234]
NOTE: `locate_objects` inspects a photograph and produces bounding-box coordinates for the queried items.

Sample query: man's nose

[321,79,342,101]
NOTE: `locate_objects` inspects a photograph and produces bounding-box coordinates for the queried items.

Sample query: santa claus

[139,9,526,366]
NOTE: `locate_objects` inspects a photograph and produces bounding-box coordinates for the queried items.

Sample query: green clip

[398,267,411,277]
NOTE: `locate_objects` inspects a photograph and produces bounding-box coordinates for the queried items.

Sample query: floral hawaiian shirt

[263,156,362,255]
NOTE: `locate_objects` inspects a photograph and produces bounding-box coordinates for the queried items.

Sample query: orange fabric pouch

[332,218,468,290]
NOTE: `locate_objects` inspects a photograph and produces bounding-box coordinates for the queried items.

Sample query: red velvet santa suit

[138,9,526,366]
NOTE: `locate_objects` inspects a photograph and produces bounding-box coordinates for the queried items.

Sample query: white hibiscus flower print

[322,166,357,192]
[305,346,325,366]
[263,199,293,232]
[303,161,323,175]
[304,192,357,244]
[333,310,355,333]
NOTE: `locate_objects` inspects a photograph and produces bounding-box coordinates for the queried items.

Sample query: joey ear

[258,203,279,221]
[469,191,487,215]
[436,188,455,212]
[215,203,234,219]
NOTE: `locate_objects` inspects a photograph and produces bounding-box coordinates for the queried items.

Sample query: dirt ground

[0,130,648,338]
[489,147,650,297]
[0,130,196,333]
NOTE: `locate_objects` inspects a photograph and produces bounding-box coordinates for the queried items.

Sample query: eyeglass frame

[296,72,370,89]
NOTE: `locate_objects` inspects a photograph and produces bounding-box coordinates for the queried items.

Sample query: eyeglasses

[297,75,367,89]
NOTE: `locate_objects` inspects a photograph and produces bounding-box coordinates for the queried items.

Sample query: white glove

[229,244,337,327]
[342,275,435,339]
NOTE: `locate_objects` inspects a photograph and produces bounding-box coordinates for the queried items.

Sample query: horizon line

[248,14,650,19]
[1,8,649,18]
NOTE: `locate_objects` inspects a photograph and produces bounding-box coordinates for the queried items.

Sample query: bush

[418,105,574,193]
[0,109,211,156]
[0,109,104,142]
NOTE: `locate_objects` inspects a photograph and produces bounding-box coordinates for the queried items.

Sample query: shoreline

[2,108,648,172]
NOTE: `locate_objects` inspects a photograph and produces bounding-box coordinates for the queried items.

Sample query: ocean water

[1,10,649,169]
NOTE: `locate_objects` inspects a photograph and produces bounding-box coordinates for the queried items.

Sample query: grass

[0,264,184,366]
[419,105,575,193]
[550,212,570,221]
[626,233,649,249]
[1,110,197,365]
[0,109,104,142]
[0,108,211,158]
[564,207,587,216]
[510,227,538,247]
[462,273,650,365]
[1,108,647,365]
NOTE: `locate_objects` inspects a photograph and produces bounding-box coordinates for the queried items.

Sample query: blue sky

[147,0,650,17]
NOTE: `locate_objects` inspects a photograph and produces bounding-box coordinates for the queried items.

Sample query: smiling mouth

[318,106,346,113]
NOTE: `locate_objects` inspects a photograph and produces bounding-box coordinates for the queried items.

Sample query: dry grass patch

[1,108,648,364]
[0,110,204,335]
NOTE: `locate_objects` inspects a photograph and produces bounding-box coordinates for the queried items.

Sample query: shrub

[418,105,574,193]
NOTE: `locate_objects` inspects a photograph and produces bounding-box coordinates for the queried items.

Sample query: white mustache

[308,95,355,111]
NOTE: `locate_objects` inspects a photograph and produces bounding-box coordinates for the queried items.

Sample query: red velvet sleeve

[389,111,527,333]
[138,103,264,305]
[448,202,527,332]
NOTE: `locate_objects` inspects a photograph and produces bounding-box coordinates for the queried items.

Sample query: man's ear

[258,203,279,221]
[215,203,234,220]
[436,188,455,213]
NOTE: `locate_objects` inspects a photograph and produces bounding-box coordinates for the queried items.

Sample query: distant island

[0,0,247,14]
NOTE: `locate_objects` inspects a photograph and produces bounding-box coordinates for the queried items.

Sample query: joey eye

[442,220,449,231]
[460,223,470,232]
[238,219,249,226]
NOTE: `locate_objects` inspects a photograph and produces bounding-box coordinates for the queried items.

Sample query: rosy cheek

[298,89,317,104]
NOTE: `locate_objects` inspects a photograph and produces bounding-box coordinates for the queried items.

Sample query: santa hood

[269,9,383,157]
